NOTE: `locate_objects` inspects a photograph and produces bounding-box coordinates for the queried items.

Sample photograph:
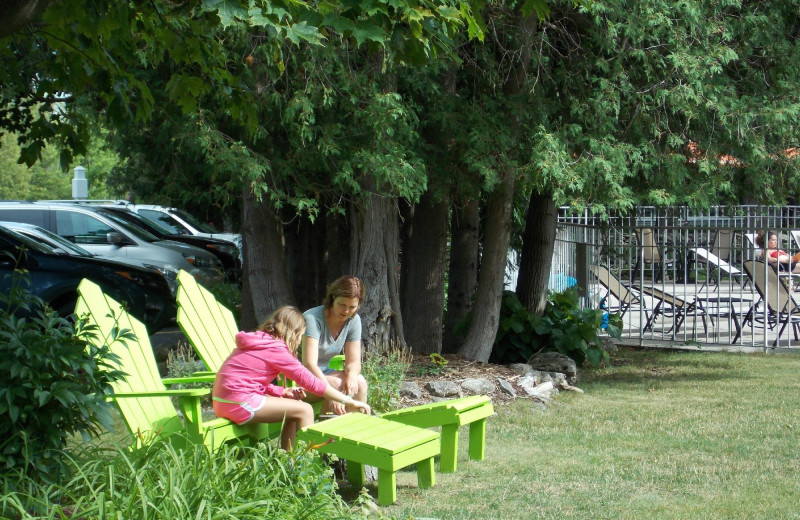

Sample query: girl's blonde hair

[258,306,306,353]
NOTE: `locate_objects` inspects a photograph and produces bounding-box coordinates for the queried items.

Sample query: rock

[559,383,584,393]
[400,381,423,399]
[524,381,558,400]
[460,378,495,395]
[425,380,460,397]
[528,351,578,384]
[508,363,534,376]
[517,374,540,392]
[497,377,517,397]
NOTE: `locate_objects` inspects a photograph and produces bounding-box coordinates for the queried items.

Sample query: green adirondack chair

[175,269,344,380]
[76,278,280,449]
[175,270,238,374]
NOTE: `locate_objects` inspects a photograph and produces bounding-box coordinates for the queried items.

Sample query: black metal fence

[547,206,800,350]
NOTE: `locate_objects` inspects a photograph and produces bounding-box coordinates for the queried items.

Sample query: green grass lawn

[380,347,800,520]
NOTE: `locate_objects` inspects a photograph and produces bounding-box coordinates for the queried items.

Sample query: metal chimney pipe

[72,165,88,199]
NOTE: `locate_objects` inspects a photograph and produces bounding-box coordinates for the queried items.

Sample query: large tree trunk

[516,191,557,313]
[458,166,515,362]
[351,192,405,351]
[284,212,326,312]
[400,190,450,354]
[443,198,480,353]
[240,188,294,329]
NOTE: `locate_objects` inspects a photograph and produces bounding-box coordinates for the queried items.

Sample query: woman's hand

[282,387,307,400]
[344,373,360,397]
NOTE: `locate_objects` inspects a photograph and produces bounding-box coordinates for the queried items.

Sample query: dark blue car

[0,225,174,333]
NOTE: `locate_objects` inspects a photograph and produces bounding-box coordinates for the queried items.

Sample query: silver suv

[0,201,223,287]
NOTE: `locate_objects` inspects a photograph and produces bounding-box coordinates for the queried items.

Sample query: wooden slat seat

[297,413,439,506]
[380,395,494,473]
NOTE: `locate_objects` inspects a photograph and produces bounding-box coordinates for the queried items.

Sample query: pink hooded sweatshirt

[212,331,327,404]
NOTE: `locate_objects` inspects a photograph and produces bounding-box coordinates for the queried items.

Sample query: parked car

[0,201,224,287]
[121,203,242,255]
[0,220,181,295]
[97,206,241,283]
[0,224,174,332]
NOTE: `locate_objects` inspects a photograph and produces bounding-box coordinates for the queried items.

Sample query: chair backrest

[744,233,762,260]
[590,264,639,306]
[635,228,661,264]
[176,270,239,372]
[693,247,741,275]
[637,285,688,310]
[710,229,733,262]
[791,230,800,251]
[743,260,795,314]
[75,279,185,441]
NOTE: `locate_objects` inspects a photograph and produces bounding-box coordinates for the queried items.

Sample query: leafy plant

[0,268,126,483]
[362,341,413,414]
[412,353,451,377]
[2,438,372,519]
[491,288,622,366]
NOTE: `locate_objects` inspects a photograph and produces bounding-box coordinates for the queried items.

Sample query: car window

[106,208,171,236]
[0,207,47,227]
[54,210,117,245]
[96,209,160,242]
[171,208,218,233]
[138,209,189,235]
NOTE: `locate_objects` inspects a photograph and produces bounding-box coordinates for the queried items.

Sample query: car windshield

[20,226,94,256]
[96,209,160,242]
[0,226,62,255]
[107,208,172,237]
[171,208,218,233]
[139,209,189,235]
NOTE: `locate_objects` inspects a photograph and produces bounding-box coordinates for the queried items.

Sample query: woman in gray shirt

[302,276,368,415]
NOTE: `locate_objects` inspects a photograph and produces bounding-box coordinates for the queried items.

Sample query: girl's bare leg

[251,397,315,450]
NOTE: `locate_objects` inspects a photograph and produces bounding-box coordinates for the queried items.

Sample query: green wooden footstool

[297,413,439,506]
[380,395,494,473]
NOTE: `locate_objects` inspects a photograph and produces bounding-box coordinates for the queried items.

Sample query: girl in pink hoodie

[213,306,370,449]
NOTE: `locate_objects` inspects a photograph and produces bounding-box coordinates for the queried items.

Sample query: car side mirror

[107,231,124,245]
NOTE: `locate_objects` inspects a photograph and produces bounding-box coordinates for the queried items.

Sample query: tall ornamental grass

[1,438,376,519]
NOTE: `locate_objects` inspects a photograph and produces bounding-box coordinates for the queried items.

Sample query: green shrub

[2,438,377,519]
[362,341,412,414]
[491,288,622,366]
[0,270,125,483]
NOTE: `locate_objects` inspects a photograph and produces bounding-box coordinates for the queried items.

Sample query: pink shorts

[212,394,266,425]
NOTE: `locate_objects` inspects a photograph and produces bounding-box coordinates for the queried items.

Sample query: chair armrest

[162,373,216,386]
[111,388,210,399]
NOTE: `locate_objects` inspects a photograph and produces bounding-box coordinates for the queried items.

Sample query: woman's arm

[342,340,362,396]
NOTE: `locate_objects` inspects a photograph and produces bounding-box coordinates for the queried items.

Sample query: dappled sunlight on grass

[384,348,800,519]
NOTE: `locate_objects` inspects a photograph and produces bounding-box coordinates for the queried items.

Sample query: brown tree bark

[351,192,405,351]
[443,198,480,353]
[457,166,515,362]
[516,190,557,314]
[457,11,538,362]
[239,188,295,329]
[400,189,450,354]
